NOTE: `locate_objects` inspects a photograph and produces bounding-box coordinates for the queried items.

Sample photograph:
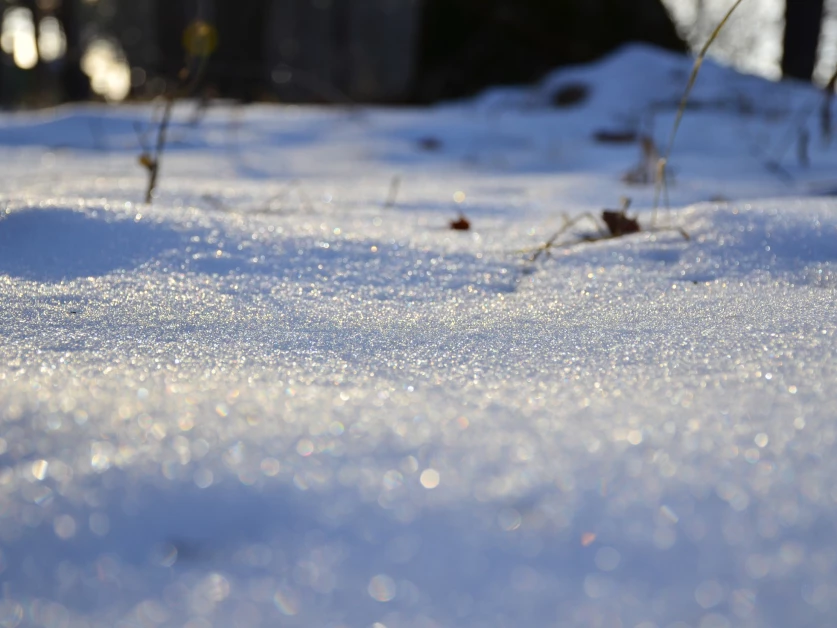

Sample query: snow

[0,44,836,627]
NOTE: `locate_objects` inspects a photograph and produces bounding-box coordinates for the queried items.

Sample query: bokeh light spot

[368,574,396,602]
[419,468,440,489]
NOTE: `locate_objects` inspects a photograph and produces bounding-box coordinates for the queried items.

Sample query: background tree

[415,0,685,102]
[55,0,90,101]
[210,0,268,102]
[155,0,188,82]
[782,0,824,81]
[19,0,44,103]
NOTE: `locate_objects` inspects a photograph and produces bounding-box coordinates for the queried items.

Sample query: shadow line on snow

[0,207,517,295]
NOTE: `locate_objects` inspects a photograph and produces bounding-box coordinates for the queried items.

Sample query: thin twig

[821,67,837,144]
[653,0,747,222]
[144,96,174,204]
[384,175,401,209]
[133,121,152,154]
[753,71,837,175]
[254,180,315,214]
[140,25,213,205]
[765,62,837,170]
[528,213,608,263]
[271,63,361,111]
[524,199,687,264]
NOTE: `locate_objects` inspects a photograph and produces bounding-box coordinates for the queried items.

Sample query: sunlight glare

[1,7,38,70]
[81,38,131,101]
[39,16,67,62]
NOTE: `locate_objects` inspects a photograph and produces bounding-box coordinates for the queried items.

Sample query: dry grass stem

[654,0,747,220]
[821,69,837,144]
[384,175,401,209]
[527,198,689,263]
[622,136,660,184]
[143,97,175,204]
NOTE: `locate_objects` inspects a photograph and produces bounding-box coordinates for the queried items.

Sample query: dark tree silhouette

[156,0,189,81]
[152,0,268,101]
[210,0,269,101]
[782,0,824,81]
[415,0,685,102]
[56,0,91,101]
[19,0,45,101]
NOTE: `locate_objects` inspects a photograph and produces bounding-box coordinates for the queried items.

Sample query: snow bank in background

[479,44,804,114]
[0,46,837,627]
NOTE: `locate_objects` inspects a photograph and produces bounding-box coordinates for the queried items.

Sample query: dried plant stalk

[653,0,747,220]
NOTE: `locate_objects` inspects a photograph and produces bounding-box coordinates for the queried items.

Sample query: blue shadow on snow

[0,209,183,281]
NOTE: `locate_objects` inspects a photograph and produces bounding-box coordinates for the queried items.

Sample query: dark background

[0,0,828,108]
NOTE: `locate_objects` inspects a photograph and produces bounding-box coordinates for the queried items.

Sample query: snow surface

[0,45,836,627]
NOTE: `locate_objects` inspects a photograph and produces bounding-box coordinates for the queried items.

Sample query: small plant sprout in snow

[449,213,471,231]
[449,190,471,230]
[383,175,401,209]
[527,197,689,263]
[623,135,661,185]
[138,19,218,205]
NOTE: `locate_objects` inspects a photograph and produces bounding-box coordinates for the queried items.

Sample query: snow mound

[479,43,808,117]
[1,44,837,627]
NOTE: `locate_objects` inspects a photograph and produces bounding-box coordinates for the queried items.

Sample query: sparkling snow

[0,45,836,627]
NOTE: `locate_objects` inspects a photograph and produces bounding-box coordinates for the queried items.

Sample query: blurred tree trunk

[154,0,268,101]
[20,0,45,103]
[211,0,269,101]
[156,0,188,80]
[415,0,686,102]
[782,0,824,80]
[56,0,90,101]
